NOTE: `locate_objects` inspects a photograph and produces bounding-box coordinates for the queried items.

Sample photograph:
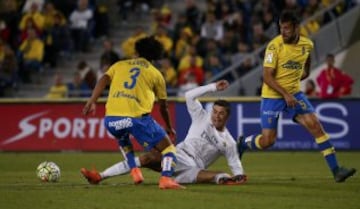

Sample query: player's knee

[141,152,161,165]
[261,135,276,148]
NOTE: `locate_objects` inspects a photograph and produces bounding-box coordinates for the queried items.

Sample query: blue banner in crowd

[175,99,360,150]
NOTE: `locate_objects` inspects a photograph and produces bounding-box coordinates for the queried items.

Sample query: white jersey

[176,84,244,176]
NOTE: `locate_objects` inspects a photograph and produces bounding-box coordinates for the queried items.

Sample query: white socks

[100,157,141,178]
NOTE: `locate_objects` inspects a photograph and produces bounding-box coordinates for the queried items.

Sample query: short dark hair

[135,36,164,61]
[214,99,231,115]
[279,10,300,25]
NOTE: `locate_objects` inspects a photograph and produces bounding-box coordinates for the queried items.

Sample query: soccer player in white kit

[81,80,247,185]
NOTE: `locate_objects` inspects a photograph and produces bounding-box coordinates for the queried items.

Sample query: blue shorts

[104,115,166,151]
[260,92,315,129]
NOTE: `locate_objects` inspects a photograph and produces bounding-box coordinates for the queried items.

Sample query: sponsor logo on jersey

[108,118,133,130]
[281,60,302,70]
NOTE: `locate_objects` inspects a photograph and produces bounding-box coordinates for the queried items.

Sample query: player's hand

[215,80,229,91]
[218,174,247,185]
[284,93,298,108]
[83,101,96,115]
[231,174,247,184]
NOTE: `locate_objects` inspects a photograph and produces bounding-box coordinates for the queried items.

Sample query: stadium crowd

[0,0,109,97]
[0,0,356,98]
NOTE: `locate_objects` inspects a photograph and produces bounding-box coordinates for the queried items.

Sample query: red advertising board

[0,102,175,151]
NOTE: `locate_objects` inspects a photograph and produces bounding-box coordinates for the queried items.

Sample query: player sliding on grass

[82,36,183,189]
[81,80,247,185]
[237,11,356,183]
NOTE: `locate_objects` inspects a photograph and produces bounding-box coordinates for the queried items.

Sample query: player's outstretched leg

[80,168,102,184]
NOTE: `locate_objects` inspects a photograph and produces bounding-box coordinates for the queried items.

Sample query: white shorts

[174,147,202,184]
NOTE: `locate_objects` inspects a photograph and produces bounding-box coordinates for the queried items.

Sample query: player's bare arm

[301,56,311,80]
[263,67,297,108]
[83,75,110,115]
[158,99,176,137]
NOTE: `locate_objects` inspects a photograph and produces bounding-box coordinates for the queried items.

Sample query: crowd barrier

[1,98,359,151]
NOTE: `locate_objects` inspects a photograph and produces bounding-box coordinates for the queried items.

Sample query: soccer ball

[36,161,61,182]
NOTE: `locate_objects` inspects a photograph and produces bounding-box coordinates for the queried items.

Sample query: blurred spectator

[253,0,278,17]
[204,55,223,81]
[172,13,189,43]
[177,45,203,72]
[117,0,133,23]
[305,0,324,16]
[300,8,320,37]
[174,27,192,62]
[200,12,224,41]
[76,60,97,89]
[0,0,20,48]
[237,56,256,77]
[18,28,44,83]
[160,5,172,28]
[0,20,10,43]
[231,41,250,64]
[214,0,234,20]
[22,0,45,13]
[93,3,109,38]
[316,54,354,99]
[177,72,199,97]
[100,39,120,68]
[0,44,18,96]
[218,29,238,64]
[19,17,42,43]
[184,0,201,33]
[178,56,205,86]
[150,8,166,33]
[283,0,302,17]
[305,79,318,97]
[204,38,226,67]
[224,11,250,44]
[69,0,93,52]
[45,73,68,98]
[52,0,77,18]
[261,9,278,39]
[251,22,270,47]
[19,2,45,32]
[67,71,91,97]
[154,26,173,56]
[42,2,66,31]
[43,13,72,67]
[159,58,178,89]
[121,26,147,58]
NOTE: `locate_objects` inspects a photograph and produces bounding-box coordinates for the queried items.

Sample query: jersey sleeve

[184,83,217,121]
[263,41,278,69]
[105,62,117,80]
[224,135,244,176]
[153,69,167,100]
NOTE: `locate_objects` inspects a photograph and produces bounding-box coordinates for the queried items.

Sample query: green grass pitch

[0,152,359,209]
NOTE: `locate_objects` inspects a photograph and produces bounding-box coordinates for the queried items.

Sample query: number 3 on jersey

[124,68,140,89]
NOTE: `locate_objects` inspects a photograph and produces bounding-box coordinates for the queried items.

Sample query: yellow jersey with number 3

[261,35,314,98]
[105,58,167,117]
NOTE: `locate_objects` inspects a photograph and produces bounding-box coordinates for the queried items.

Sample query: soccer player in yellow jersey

[237,11,356,182]
[81,37,184,189]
